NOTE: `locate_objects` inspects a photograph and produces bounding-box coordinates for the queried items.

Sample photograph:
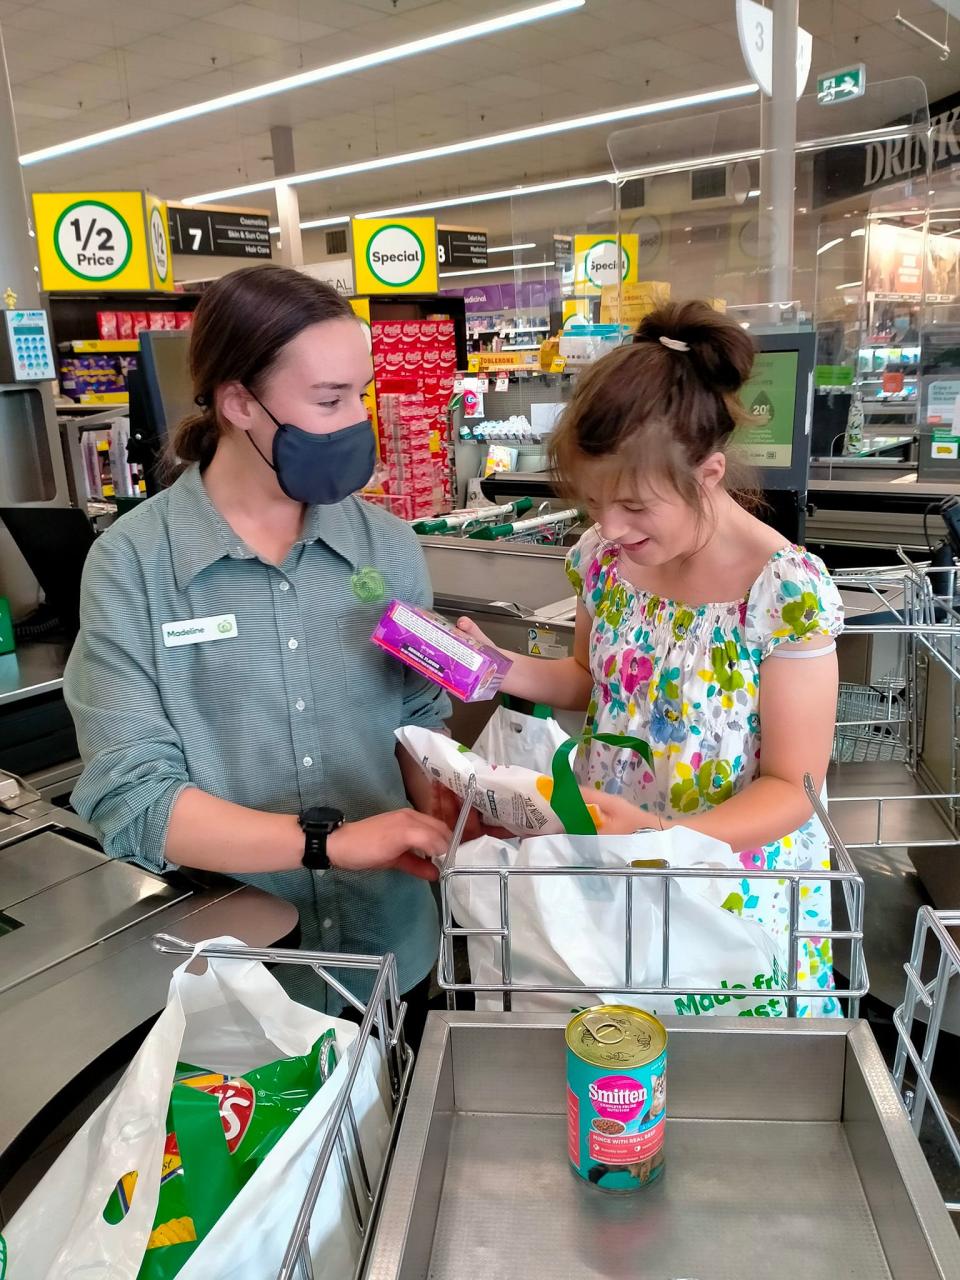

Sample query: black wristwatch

[299,806,344,870]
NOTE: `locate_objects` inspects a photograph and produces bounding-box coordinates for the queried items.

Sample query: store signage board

[167,203,271,259]
[812,86,957,207]
[817,63,865,105]
[32,191,173,292]
[353,217,439,294]
[814,364,854,387]
[736,0,812,99]
[438,226,488,270]
[573,234,639,295]
[926,378,960,424]
[145,193,172,288]
[553,235,574,269]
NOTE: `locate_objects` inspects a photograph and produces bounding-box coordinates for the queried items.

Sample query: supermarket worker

[64,265,453,1037]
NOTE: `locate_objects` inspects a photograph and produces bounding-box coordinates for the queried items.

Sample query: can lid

[566,1005,667,1068]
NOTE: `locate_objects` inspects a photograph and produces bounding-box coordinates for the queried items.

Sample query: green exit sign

[817,63,866,105]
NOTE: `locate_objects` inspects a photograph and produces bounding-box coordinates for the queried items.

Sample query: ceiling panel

[0,0,957,236]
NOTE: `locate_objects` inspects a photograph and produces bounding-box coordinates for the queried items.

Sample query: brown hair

[169,264,356,473]
[549,300,756,511]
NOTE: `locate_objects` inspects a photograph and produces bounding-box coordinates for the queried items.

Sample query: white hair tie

[659,335,689,352]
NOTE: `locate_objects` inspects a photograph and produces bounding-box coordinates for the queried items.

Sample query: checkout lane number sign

[54,199,132,282]
[365,223,426,289]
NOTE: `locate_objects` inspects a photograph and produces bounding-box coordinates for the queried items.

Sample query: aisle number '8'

[438,241,446,265]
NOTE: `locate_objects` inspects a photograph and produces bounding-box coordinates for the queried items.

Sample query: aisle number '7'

[188,228,204,251]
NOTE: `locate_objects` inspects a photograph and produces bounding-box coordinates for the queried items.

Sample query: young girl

[460,301,843,1014]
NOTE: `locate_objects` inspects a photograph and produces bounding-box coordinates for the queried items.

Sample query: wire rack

[830,555,960,842]
[891,907,960,1219]
[151,935,413,1280]
[437,775,867,1019]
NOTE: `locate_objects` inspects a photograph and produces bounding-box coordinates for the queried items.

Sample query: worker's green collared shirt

[64,464,450,1007]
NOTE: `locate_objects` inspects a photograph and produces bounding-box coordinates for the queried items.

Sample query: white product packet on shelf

[395,723,601,837]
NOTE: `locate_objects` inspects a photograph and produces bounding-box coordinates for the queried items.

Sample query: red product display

[97,312,118,340]
[369,317,458,522]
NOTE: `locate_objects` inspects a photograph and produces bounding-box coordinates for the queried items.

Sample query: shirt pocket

[335,610,404,716]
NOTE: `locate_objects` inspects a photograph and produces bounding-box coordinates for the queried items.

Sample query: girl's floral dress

[566,525,845,1016]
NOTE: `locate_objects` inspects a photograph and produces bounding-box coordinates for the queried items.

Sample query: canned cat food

[566,1005,667,1192]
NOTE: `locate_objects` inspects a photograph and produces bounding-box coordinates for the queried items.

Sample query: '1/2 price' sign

[32,191,173,291]
[55,200,132,280]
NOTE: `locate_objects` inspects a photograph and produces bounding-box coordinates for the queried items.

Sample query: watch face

[303,806,343,831]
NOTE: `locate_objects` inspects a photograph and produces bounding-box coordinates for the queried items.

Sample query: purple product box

[371,599,512,702]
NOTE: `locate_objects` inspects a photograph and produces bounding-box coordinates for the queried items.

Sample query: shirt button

[288,637,299,650]
[278,581,290,592]
[295,698,305,712]
[303,755,313,767]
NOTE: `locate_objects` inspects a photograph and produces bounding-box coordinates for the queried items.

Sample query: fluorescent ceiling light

[817,237,845,255]
[269,214,349,234]
[184,83,758,204]
[487,242,537,253]
[440,259,555,278]
[19,0,584,166]
[835,280,863,290]
[851,227,866,237]
[747,188,761,197]
[357,172,614,219]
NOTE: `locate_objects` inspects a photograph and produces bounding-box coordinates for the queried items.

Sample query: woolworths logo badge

[217,618,235,635]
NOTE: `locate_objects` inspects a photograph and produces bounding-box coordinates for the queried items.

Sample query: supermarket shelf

[60,339,139,354]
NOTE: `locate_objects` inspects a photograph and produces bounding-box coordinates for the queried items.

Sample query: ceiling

[1,0,958,229]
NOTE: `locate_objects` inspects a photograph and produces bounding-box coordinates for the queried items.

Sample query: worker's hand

[327,809,452,881]
[431,781,487,842]
[585,789,661,835]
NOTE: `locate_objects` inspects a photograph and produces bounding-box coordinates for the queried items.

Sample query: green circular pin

[352,567,386,603]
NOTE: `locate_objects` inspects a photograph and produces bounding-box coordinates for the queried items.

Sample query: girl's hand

[585,789,662,835]
[456,616,499,651]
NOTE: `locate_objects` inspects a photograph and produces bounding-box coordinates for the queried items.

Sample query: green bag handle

[549,733,654,835]
[169,1083,245,1240]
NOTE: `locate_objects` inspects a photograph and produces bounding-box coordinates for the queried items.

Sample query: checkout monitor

[732,331,814,541]
[129,330,194,495]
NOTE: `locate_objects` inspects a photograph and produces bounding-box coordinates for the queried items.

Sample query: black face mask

[246,391,375,505]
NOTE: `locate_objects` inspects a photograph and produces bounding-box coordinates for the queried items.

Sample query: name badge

[162,613,238,648]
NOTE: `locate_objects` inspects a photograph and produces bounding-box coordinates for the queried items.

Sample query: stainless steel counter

[0,799,298,1216]
[0,641,68,706]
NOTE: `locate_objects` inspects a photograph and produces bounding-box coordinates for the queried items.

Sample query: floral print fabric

[566,526,845,1016]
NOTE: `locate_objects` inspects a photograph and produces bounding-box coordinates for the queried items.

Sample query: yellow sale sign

[32,191,172,292]
[352,217,438,294]
[573,234,639,295]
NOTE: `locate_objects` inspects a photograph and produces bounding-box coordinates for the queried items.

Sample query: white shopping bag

[446,833,789,1019]
[3,937,390,1280]
[472,705,568,765]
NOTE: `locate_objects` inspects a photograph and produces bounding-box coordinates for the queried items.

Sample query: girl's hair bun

[635,300,754,393]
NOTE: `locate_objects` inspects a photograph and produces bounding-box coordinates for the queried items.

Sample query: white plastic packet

[395,723,600,837]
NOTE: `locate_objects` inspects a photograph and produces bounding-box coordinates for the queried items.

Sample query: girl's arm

[457,603,594,711]
[590,639,838,852]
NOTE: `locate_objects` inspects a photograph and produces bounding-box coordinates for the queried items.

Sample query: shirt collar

[169,465,362,590]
